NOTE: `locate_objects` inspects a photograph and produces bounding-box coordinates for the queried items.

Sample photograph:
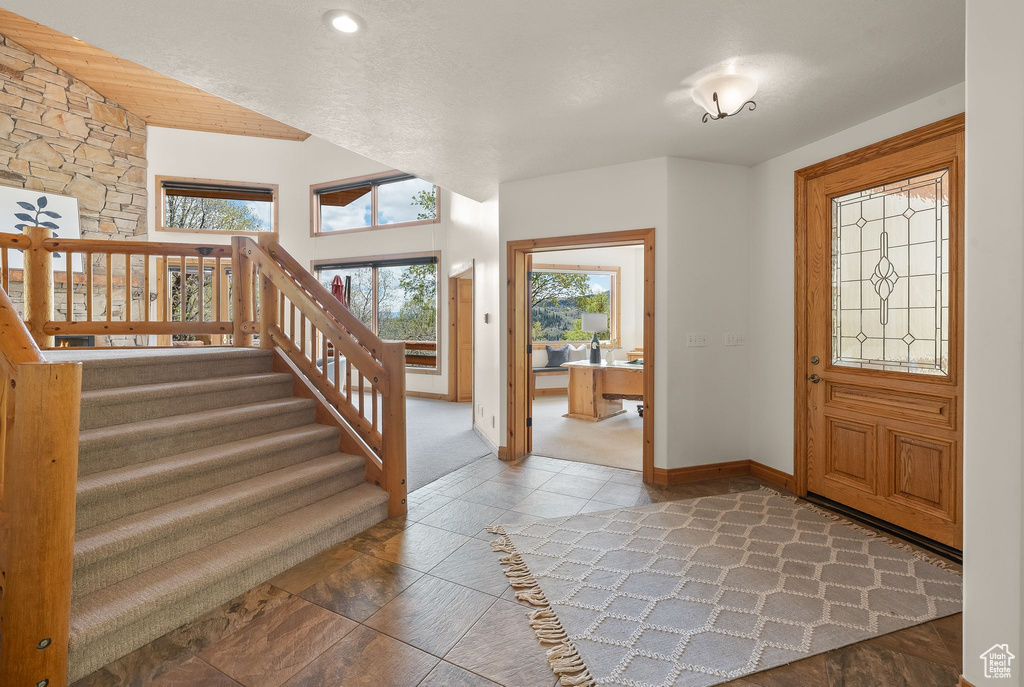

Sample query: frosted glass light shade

[582,312,609,333]
[691,73,758,117]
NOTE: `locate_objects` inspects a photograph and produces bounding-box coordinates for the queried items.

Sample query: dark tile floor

[74,454,963,687]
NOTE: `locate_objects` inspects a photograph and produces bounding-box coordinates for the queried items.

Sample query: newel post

[380,342,407,517]
[230,236,253,347]
[257,234,278,349]
[23,226,54,349]
[0,361,82,687]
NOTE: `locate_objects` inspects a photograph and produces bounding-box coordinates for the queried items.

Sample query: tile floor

[74,454,963,687]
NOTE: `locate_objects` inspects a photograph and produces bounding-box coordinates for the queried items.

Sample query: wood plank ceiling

[0,9,309,141]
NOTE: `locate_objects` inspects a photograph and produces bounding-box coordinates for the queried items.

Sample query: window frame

[156,175,279,236]
[310,170,441,237]
[530,263,621,347]
[312,250,442,374]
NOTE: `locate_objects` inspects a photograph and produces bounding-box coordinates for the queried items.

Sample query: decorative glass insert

[831,169,949,375]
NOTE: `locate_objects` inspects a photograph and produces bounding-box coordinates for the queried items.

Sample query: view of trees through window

[318,175,437,232]
[531,270,612,342]
[316,260,438,367]
[161,180,275,233]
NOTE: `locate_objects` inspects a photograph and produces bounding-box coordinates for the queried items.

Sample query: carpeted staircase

[46,347,389,681]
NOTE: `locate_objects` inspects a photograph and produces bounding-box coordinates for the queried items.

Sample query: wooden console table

[561,360,644,421]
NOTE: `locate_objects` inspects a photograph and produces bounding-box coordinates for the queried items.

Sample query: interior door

[804,125,964,549]
[456,278,473,402]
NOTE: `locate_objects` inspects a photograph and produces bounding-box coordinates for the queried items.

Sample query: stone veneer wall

[0,33,147,343]
[0,34,146,236]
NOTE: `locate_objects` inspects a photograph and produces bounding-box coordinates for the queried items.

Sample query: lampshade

[581,312,609,333]
[691,73,758,117]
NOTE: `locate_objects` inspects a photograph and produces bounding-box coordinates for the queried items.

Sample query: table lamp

[581,312,608,364]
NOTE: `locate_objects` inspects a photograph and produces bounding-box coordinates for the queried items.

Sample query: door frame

[506,228,656,482]
[447,261,474,403]
[793,113,965,497]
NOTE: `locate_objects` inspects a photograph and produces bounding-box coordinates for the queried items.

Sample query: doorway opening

[507,229,655,482]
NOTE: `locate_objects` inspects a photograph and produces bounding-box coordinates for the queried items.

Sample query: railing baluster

[65,250,73,322]
[371,381,378,432]
[1,246,7,291]
[197,255,204,323]
[143,256,150,322]
[105,253,112,322]
[179,255,186,323]
[333,343,340,391]
[213,257,221,324]
[125,254,133,323]
[85,252,92,322]
[358,372,365,418]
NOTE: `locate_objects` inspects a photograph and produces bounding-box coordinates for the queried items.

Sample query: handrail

[0,284,43,378]
[239,236,406,516]
[1,281,81,687]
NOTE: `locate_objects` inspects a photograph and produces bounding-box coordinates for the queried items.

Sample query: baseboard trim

[407,390,450,400]
[652,460,795,491]
[749,461,797,492]
[472,424,502,458]
[533,387,567,397]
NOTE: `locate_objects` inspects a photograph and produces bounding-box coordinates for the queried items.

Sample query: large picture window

[157,176,277,234]
[530,265,619,344]
[314,253,440,371]
[311,172,439,235]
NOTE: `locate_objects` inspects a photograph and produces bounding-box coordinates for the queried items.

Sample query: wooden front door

[799,117,964,549]
[456,278,473,402]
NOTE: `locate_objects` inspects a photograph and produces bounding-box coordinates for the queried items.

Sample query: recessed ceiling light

[323,10,364,34]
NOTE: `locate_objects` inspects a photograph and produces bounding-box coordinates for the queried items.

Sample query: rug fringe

[757,487,961,575]
[490,527,596,687]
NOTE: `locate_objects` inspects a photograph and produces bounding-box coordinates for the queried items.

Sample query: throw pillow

[568,343,587,361]
[545,344,570,368]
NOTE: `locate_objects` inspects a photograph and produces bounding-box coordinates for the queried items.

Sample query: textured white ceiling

[4,1,965,200]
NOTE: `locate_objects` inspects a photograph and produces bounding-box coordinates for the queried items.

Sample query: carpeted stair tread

[78,397,316,474]
[70,483,388,648]
[74,453,365,569]
[80,372,295,430]
[46,347,274,391]
[75,424,340,528]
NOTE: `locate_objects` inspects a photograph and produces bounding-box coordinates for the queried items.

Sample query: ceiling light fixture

[691,73,758,123]
[323,10,365,34]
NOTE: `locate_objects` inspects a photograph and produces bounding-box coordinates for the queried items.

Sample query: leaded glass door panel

[800,121,964,550]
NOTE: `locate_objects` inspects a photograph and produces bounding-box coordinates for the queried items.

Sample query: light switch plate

[725,332,745,346]
[686,333,708,347]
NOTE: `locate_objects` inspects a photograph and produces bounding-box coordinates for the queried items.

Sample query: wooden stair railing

[0,227,408,685]
[0,282,82,687]
[237,235,407,517]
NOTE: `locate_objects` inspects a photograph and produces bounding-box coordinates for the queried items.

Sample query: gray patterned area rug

[488,488,961,687]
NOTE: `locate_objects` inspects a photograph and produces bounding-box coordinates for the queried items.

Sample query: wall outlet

[725,332,745,346]
[686,333,708,347]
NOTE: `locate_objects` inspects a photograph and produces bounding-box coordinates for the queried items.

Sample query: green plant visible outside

[531,272,610,341]
[165,195,267,232]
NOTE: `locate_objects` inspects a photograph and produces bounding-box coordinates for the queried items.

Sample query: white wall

[448,192,502,446]
[963,1,1024,682]
[746,83,965,474]
[146,127,464,396]
[498,156,751,470]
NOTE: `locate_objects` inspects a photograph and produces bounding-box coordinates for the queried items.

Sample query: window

[157,176,277,234]
[530,265,619,344]
[314,253,440,371]
[311,172,439,235]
